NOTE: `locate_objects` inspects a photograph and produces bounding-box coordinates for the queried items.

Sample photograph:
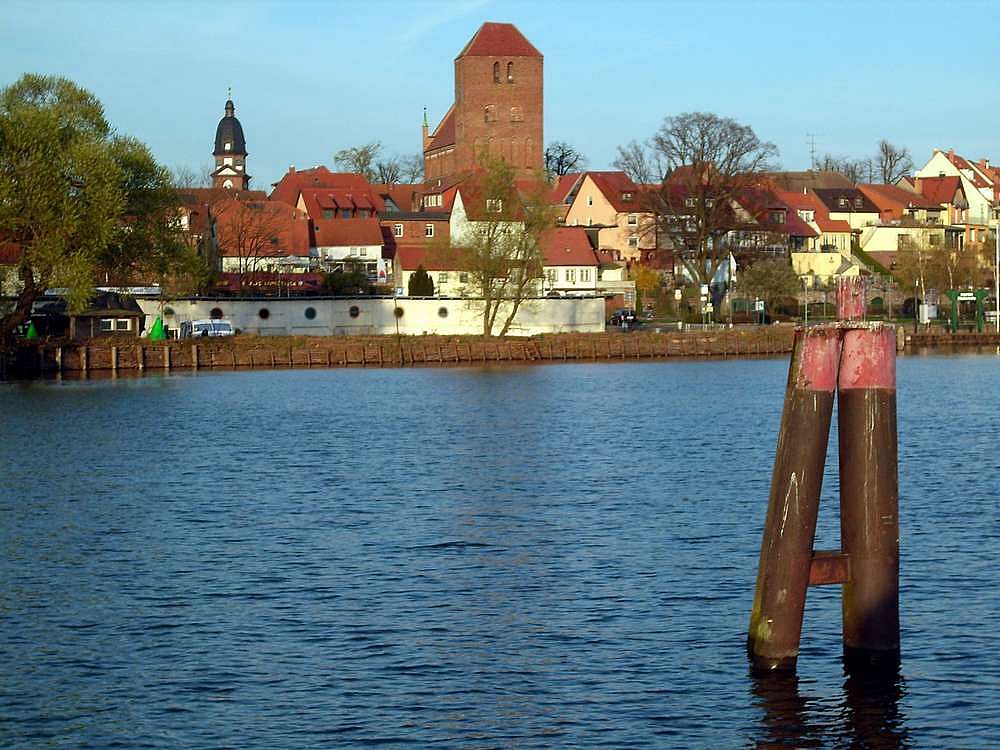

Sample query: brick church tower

[423,22,543,181]
[210,97,250,190]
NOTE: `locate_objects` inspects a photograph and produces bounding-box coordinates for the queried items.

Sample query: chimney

[289,164,296,174]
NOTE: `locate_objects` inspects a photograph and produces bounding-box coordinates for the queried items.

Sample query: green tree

[407,265,434,296]
[0,74,192,345]
[438,157,556,336]
[737,258,801,317]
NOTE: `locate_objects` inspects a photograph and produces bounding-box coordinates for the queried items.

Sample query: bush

[408,265,435,296]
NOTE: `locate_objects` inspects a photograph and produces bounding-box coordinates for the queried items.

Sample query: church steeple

[210,93,250,190]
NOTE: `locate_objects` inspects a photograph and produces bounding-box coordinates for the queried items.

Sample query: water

[1,354,998,748]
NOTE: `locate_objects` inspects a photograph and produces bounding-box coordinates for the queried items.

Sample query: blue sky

[3,0,998,189]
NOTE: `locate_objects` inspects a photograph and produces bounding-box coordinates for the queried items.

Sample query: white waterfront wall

[136,296,606,337]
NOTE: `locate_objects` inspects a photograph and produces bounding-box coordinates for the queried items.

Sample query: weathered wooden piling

[838,325,900,669]
[748,327,841,672]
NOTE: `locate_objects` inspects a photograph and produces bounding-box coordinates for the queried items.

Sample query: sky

[3,0,999,190]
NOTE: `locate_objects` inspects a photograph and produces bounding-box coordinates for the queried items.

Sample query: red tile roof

[858,183,940,218]
[427,105,456,151]
[773,189,852,234]
[0,242,23,265]
[584,171,643,212]
[541,227,598,266]
[944,150,991,188]
[375,184,422,213]
[312,217,385,248]
[213,199,313,258]
[395,244,454,272]
[269,167,375,208]
[457,22,542,58]
[550,173,582,204]
[917,176,963,205]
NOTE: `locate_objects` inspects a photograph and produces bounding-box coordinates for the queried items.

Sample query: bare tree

[611,139,663,184]
[213,199,298,284]
[172,164,211,189]
[817,154,871,184]
[544,141,587,178]
[375,157,402,184]
[334,141,382,182]
[435,157,556,336]
[400,154,424,183]
[645,112,778,286]
[877,140,913,184]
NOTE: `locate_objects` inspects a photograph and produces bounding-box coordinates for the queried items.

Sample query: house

[729,189,818,256]
[212,199,314,275]
[774,189,861,288]
[858,183,943,225]
[30,292,146,341]
[540,227,600,295]
[914,175,987,250]
[561,171,655,262]
[855,183,947,267]
[812,188,881,231]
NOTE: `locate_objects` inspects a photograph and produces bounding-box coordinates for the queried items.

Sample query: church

[210,98,250,190]
[422,22,544,181]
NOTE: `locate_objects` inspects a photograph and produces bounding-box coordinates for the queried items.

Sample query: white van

[179,319,235,338]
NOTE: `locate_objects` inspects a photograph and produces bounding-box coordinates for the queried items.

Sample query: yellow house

[562,172,655,262]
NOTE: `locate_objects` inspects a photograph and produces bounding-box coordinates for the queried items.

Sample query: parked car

[608,308,637,327]
[179,319,235,338]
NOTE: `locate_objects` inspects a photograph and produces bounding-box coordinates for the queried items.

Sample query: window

[459,272,469,283]
[258,308,270,320]
[424,194,442,208]
[425,224,434,238]
[224,142,231,151]
[627,213,637,226]
[685,197,696,208]
[507,62,514,83]
[438,306,449,318]
[486,198,502,213]
[114,318,130,332]
[622,192,633,202]
[545,269,557,283]
[99,319,113,332]
[769,211,785,224]
[304,307,317,320]
[566,269,577,283]
[580,268,591,282]
[340,209,351,218]
[587,195,593,206]
[359,209,369,218]
[838,198,848,208]
[438,272,448,284]
[493,61,500,83]
[223,157,233,166]
[705,198,715,208]
[510,106,523,122]
[484,104,497,123]
[209,307,223,319]
[323,209,333,219]
[359,247,367,257]
[223,179,233,189]
[349,305,360,318]
[628,236,639,248]
[854,197,863,209]
[394,223,403,237]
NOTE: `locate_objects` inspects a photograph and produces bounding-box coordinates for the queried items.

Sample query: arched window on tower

[493,62,500,83]
[507,62,514,83]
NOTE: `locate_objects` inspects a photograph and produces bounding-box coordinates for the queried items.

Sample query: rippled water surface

[2,354,999,748]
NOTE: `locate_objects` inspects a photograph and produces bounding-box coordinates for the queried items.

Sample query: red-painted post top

[837,277,866,321]
[793,327,841,392]
[839,326,896,390]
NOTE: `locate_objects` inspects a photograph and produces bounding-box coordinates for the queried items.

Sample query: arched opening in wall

[438,307,449,318]
[304,307,317,320]
[493,61,500,83]
[223,179,233,189]
[209,307,223,319]
[163,307,175,318]
[258,308,270,320]
[349,305,360,318]
[507,62,514,83]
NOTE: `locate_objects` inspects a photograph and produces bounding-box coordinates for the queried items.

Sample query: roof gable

[457,22,542,58]
[427,105,456,152]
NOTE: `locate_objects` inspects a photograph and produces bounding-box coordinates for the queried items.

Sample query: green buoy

[148,316,166,341]
[25,320,39,340]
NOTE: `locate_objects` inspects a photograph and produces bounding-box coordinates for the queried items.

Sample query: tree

[400,154,425,183]
[438,157,556,336]
[544,141,586,177]
[611,139,662,184]
[816,153,871,184]
[876,140,913,184]
[645,112,778,286]
[213,199,297,284]
[737,258,801,316]
[324,262,369,295]
[334,141,382,182]
[407,265,434,296]
[374,157,402,184]
[0,74,189,345]
[172,164,211,189]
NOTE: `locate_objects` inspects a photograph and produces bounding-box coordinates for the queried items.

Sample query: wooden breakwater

[4,328,796,377]
[905,331,1000,348]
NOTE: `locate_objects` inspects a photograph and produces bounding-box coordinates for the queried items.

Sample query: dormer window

[507,62,514,83]
[685,197,696,208]
[486,198,502,213]
[493,62,500,83]
[838,197,848,208]
[854,197,863,209]
[622,192,633,202]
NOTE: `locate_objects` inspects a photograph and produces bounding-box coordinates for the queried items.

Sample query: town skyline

[3,0,999,190]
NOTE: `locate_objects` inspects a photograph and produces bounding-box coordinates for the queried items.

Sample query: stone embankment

[7,328,796,377]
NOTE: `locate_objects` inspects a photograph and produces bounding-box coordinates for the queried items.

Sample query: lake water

[2,354,999,748]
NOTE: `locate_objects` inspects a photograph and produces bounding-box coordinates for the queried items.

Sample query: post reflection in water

[751,666,907,749]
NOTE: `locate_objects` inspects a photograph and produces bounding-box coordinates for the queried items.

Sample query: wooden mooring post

[748,276,900,674]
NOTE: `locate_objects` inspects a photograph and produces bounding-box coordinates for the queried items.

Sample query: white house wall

[138,296,606,337]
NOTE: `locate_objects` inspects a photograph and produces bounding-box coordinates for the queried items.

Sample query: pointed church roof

[427,105,456,151]
[214,98,247,156]
[457,22,541,58]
